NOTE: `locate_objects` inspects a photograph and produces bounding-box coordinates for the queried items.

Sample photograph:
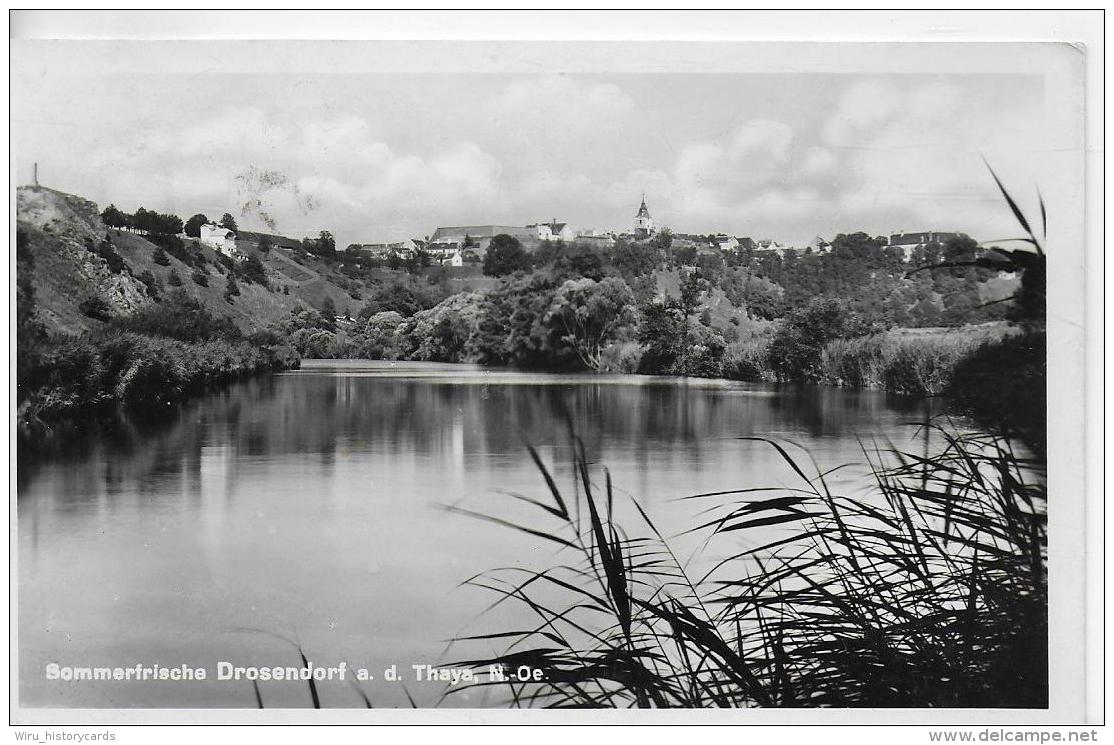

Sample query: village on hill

[187,192,969,271]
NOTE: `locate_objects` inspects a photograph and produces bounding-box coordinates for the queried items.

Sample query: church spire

[634,193,655,238]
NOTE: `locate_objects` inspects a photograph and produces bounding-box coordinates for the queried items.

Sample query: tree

[219,213,238,233]
[167,270,182,287]
[316,230,336,257]
[549,242,608,281]
[162,213,184,236]
[768,297,866,382]
[184,214,208,238]
[545,277,636,370]
[650,228,674,253]
[321,296,337,319]
[224,276,240,303]
[636,295,727,377]
[679,270,706,316]
[241,254,268,286]
[612,237,658,278]
[190,268,209,287]
[132,207,151,233]
[638,297,688,374]
[258,235,274,253]
[101,204,127,229]
[483,234,531,276]
[672,243,697,266]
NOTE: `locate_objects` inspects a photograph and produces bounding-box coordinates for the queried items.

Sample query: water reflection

[18,361,931,709]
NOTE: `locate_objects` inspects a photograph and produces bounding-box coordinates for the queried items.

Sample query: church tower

[634,193,655,239]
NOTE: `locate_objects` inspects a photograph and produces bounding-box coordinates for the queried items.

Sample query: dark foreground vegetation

[442,427,1046,708]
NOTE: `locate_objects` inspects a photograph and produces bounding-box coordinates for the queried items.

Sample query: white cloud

[63,74,1045,247]
[825,80,1045,237]
[87,108,508,243]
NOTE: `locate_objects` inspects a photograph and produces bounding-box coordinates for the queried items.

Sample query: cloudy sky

[13,46,1049,248]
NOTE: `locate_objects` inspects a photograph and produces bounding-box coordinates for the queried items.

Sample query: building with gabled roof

[528,220,576,242]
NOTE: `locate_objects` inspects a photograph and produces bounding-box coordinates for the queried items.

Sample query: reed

[817,331,1007,396]
[445,427,1046,708]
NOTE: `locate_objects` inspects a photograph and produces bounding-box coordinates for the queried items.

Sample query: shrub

[78,296,113,322]
[93,240,127,274]
[111,290,240,342]
[190,268,209,287]
[723,337,773,382]
[597,341,644,374]
[138,270,161,301]
[241,254,268,286]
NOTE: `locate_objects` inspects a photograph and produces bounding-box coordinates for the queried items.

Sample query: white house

[199,222,238,255]
[714,234,739,251]
[530,220,576,242]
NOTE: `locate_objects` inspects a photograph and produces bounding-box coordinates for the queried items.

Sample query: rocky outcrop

[17,186,101,243]
[17,186,151,323]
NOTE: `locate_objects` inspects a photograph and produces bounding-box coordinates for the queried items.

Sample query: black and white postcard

[8,9,1102,735]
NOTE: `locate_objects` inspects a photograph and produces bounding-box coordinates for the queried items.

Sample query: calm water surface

[18,361,933,708]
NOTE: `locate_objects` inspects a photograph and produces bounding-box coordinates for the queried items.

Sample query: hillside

[17,186,409,336]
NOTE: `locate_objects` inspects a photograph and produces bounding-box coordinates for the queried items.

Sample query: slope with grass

[17,185,376,335]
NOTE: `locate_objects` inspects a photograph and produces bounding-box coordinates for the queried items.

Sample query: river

[17,360,933,708]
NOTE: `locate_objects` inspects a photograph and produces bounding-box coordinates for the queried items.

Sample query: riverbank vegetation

[276,252,1038,401]
[445,428,1046,708]
[16,284,298,443]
